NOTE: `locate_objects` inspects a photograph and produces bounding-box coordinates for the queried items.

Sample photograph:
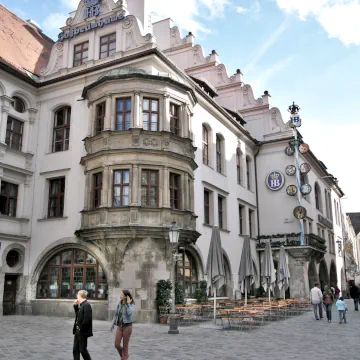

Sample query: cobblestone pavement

[0,301,359,360]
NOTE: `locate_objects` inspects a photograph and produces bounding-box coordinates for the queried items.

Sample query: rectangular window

[6,117,23,151]
[237,151,242,185]
[246,158,251,190]
[309,221,313,234]
[249,209,254,238]
[204,190,210,225]
[113,170,130,207]
[141,170,158,207]
[143,98,159,131]
[170,173,181,210]
[218,196,224,229]
[202,126,209,166]
[170,103,180,135]
[48,178,65,218]
[116,98,131,131]
[93,173,102,208]
[73,41,89,67]
[53,107,71,152]
[95,102,105,135]
[239,205,244,234]
[99,33,116,59]
[0,181,18,217]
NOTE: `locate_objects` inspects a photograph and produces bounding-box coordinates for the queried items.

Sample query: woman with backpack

[323,285,334,323]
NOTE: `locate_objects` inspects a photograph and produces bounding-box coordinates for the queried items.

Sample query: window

[11,96,25,113]
[239,205,244,234]
[170,103,180,135]
[322,229,325,240]
[73,41,89,67]
[204,189,210,225]
[143,98,159,131]
[202,125,209,166]
[6,250,20,268]
[53,107,71,152]
[309,221,313,234]
[170,173,181,210]
[236,149,242,185]
[6,117,23,151]
[113,170,130,207]
[93,173,102,208]
[116,98,131,131]
[328,233,333,253]
[315,183,321,211]
[0,181,18,217]
[99,33,116,59]
[216,135,222,173]
[249,209,254,238]
[48,178,65,218]
[36,249,108,299]
[175,250,198,297]
[246,156,252,190]
[95,102,105,135]
[141,170,158,207]
[218,196,224,229]
[329,193,333,222]
[324,190,329,218]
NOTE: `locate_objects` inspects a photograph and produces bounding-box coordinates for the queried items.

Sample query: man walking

[310,283,323,320]
[73,290,93,360]
[350,283,359,311]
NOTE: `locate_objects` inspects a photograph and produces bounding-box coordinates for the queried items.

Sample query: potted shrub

[195,281,208,303]
[156,279,172,324]
[175,282,184,306]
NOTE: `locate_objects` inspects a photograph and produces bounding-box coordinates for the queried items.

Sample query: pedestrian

[334,285,340,300]
[336,296,348,324]
[73,290,93,360]
[310,283,323,320]
[111,290,135,360]
[323,285,334,323]
[350,283,359,311]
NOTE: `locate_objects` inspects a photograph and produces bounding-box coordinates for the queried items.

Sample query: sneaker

[316,318,320,320]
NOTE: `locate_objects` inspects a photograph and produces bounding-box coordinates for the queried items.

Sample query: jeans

[353,298,359,310]
[338,310,347,323]
[324,304,332,321]
[312,302,323,319]
[73,331,92,360]
[115,325,133,360]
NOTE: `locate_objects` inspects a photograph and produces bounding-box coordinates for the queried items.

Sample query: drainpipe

[254,144,261,282]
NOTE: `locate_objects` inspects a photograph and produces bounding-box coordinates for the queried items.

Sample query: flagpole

[213,285,216,324]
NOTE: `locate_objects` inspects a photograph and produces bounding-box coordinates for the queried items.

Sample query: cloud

[43,13,68,37]
[236,6,248,14]
[60,0,81,9]
[276,0,360,46]
[235,1,260,15]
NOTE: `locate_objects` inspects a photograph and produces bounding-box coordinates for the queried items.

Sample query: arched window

[334,200,337,224]
[37,249,108,300]
[324,190,329,218]
[202,125,209,166]
[236,149,242,185]
[315,183,322,211]
[11,96,26,113]
[216,134,222,173]
[246,156,252,190]
[53,106,71,152]
[175,250,198,297]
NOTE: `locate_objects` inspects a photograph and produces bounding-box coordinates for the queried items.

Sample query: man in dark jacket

[73,290,93,360]
[350,284,359,311]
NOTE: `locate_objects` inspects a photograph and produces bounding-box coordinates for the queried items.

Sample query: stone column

[184,173,189,211]
[133,91,141,128]
[88,103,94,137]
[101,166,110,207]
[162,94,170,132]
[162,167,169,208]
[27,108,37,154]
[0,96,11,144]
[111,97,116,130]
[0,269,4,317]
[131,164,139,206]
[84,172,91,210]
[104,95,112,131]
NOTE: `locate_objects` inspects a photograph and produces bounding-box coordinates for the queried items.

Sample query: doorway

[3,275,18,315]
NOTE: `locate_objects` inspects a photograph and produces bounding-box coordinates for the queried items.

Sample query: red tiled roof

[0,5,54,76]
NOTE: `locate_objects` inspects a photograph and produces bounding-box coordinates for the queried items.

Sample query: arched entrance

[319,260,329,291]
[330,261,337,287]
[308,261,318,290]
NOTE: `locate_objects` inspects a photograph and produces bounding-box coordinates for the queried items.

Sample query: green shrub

[156,279,172,308]
[195,280,208,303]
[175,282,184,305]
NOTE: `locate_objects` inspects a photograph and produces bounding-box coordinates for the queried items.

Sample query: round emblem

[285,146,295,156]
[293,206,307,219]
[299,143,309,154]
[301,184,312,195]
[266,171,285,191]
[285,165,296,176]
[300,163,311,174]
[286,185,298,196]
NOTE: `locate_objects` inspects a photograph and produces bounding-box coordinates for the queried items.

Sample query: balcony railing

[256,233,327,252]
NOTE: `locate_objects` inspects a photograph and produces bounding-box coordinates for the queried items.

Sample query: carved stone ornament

[132,135,140,146]
[66,17,73,26]
[151,139,158,146]
[123,18,133,29]
[143,138,150,146]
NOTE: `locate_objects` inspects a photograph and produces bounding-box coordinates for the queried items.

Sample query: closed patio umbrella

[205,226,225,323]
[261,242,276,303]
[277,245,290,299]
[238,235,255,307]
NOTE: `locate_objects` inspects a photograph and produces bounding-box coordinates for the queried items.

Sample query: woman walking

[323,285,334,323]
[110,290,135,360]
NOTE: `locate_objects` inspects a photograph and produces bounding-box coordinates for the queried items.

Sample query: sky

[2,0,359,213]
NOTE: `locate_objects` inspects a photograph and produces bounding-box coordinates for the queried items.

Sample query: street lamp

[169,221,180,314]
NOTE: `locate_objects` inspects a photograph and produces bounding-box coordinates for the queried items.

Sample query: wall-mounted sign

[299,143,309,154]
[286,185,298,196]
[285,146,295,156]
[301,184,312,196]
[84,0,101,18]
[300,163,311,174]
[58,10,127,42]
[285,165,296,176]
[266,171,285,191]
[290,115,302,128]
[293,206,307,219]
[318,214,333,229]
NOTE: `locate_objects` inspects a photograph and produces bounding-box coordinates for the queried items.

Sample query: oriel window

[113,170,130,207]
[116,98,131,131]
[170,103,180,135]
[95,102,105,135]
[141,170,158,207]
[170,173,181,210]
[93,173,103,208]
[143,98,159,131]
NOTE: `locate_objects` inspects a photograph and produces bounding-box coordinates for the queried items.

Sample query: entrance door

[3,275,17,315]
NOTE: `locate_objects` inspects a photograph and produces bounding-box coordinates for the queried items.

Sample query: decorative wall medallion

[285,146,295,156]
[285,165,296,176]
[132,135,139,146]
[143,138,150,146]
[293,206,307,219]
[266,171,285,191]
[299,143,310,154]
[300,163,311,174]
[300,184,312,196]
[286,185,298,196]
[151,139,158,146]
